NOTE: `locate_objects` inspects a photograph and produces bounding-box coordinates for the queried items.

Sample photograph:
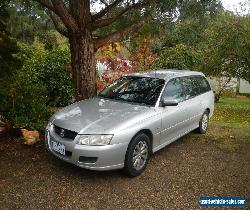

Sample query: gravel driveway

[0,126,249,210]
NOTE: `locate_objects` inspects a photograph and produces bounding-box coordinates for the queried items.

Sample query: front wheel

[123,133,150,177]
[196,111,209,134]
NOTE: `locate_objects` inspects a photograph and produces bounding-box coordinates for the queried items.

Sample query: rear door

[181,76,203,129]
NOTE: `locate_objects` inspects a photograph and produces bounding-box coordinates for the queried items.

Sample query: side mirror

[160,99,178,107]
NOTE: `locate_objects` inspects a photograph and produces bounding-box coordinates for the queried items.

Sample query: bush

[3,45,74,131]
[20,46,73,107]
[0,41,33,121]
[8,81,51,131]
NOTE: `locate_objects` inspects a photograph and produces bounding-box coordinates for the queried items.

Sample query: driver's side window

[161,78,185,103]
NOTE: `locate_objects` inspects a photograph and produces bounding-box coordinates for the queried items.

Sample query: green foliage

[177,0,222,20]
[39,30,68,50]
[0,32,21,77]
[6,0,54,44]
[0,0,21,78]
[1,44,73,131]
[200,12,250,81]
[0,40,33,117]
[151,44,202,70]
[20,46,73,107]
[8,78,51,131]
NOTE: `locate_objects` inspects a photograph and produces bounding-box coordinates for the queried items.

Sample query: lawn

[211,97,250,131]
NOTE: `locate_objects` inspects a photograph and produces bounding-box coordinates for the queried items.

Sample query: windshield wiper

[113,97,150,106]
[98,95,113,99]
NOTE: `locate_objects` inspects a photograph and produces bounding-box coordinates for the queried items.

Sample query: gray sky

[222,0,250,14]
[92,0,250,15]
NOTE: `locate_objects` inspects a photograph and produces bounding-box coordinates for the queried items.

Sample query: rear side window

[180,76,211,100]
[196,76,211,93]
[161,78,185,102]
[181,77,200,98]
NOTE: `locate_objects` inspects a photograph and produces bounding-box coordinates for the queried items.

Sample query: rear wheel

[196,111,209,134]
[123,133,150,177]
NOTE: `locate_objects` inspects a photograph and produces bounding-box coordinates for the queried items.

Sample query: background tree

[151,44,202,70]
[0,0,24,120]
[5,0,53,44]
[0,0,20,78]
[33,0,158,100]
[199,11,250,101]
[201,12,250,81]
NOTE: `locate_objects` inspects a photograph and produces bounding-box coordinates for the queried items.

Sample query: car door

[181,76,204,130]
[159,77,189,145]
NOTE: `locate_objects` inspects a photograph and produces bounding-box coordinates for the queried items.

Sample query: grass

[197,97,250,152]
[211,97,250,131]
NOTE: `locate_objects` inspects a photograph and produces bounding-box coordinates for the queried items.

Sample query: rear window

[179,76,211,99]
[196,76,211,93]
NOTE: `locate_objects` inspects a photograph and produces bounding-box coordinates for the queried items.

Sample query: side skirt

[152,124,199,153]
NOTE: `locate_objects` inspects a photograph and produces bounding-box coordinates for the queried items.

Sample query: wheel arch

[205,108,210,114]
[131,129,153,154]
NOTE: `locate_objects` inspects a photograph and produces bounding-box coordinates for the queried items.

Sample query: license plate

[51,140,65,156]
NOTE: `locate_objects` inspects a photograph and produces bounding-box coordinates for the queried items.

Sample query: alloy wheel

[132,140,148,171]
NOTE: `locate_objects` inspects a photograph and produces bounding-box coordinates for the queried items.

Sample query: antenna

[154,68,157,86]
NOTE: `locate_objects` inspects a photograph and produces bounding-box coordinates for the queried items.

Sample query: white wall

[239,79,250,94]
[208,77,250,94]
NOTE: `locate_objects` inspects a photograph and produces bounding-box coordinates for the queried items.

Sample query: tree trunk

[69,31,97,101]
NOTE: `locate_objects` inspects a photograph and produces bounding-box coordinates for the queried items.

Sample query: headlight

[76,135,113,146]
[46,121,53,130]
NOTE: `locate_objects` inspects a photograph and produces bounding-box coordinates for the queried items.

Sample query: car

[45,70,214,177]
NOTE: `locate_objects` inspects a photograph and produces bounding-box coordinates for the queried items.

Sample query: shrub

[8,80,51,131]
[20,46,73,107]
[3,45,74,131]
[0,41,34,121]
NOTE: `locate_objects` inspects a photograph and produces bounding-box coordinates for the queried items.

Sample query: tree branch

[93,2,147,30]
[92,0,123,20]
[100,0,108,7]
[51,0,79,33]
[47,10,68,37]
[95,16,150,50]
[35,0,56,13]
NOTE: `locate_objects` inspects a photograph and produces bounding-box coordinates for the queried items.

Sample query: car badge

[60,129,65,138]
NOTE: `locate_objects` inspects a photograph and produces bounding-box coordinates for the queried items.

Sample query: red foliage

[97,37,156,92]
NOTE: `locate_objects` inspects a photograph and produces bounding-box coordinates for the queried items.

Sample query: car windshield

[98,76,165,106]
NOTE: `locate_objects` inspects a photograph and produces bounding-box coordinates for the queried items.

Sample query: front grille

[53,124,78,140]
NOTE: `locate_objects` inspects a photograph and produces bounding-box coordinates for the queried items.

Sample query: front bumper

[45,130,128,171]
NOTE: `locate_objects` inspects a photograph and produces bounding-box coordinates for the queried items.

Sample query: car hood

[52,97,150,134]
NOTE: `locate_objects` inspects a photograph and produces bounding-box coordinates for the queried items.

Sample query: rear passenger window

[161,78,185,102]
[181,76,211,99]
[181,77,200,99]
[196,76,211,93]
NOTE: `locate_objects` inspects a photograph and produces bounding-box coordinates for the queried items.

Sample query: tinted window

[161,78,185,102]
[181,76,211,99]
[98,76,165,106]
[181,77,200,98]
[196,76,211,93]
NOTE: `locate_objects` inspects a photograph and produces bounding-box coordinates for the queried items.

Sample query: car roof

[128,69,205,81]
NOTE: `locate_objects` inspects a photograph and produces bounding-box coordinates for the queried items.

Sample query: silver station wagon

[45,70,214,176]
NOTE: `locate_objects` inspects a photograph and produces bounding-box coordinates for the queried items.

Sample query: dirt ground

[0,125,249,210]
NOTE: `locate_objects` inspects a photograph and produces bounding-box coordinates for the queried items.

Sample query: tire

[123,133,151,177]
[196,110,209,134]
